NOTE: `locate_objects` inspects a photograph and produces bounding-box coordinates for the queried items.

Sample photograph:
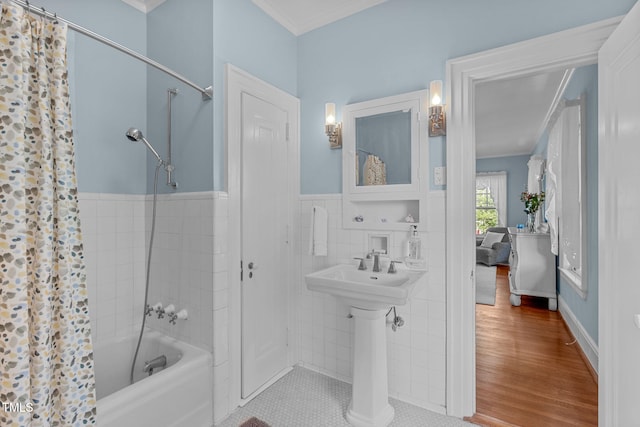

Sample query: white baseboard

[558,296,598,375]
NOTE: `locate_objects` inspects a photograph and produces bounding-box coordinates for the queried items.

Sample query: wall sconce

[325,103,342,149]
[429,80,446,137]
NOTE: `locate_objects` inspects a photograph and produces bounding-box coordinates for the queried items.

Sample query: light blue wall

[561,65,599,343]
[212,0,298,191]
[476,155,530,227]
[147,0,214,194]
[297,0,635,194]
[531,64,599,343]
[47,0,634,197]
[40,0,296,194]
[39,0,148,194]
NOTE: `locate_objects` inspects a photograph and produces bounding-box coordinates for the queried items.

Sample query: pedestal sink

[305,264,425,427]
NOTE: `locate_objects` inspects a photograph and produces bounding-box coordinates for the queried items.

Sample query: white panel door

[598,1,640,424]
[240,92,289,398]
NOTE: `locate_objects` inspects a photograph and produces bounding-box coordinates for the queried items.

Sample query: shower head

[125,127,163,163]
[125,127,143,142]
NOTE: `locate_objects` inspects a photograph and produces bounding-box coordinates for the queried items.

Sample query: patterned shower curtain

[0,4,96,426]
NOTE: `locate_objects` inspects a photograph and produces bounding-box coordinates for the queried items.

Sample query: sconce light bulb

[429,80,443,107]
[326,114,336,125]
[325,102,337,126]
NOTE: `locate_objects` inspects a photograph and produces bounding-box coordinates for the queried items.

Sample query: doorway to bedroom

[470,67,598,425]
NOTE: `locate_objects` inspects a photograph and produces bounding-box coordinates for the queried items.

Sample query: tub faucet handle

[154,302,165,319]
[164,304,176,315]
[169,309,188,325]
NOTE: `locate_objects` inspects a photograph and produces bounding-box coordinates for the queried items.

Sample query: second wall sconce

[325,102,342,149]
[429,80,446,137]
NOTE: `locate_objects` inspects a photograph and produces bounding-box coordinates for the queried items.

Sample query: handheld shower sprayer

[125,127,164,164]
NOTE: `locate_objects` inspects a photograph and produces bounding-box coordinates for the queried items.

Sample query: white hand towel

[309,205,328,256]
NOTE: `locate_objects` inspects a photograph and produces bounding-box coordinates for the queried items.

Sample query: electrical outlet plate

[434,166,446,185]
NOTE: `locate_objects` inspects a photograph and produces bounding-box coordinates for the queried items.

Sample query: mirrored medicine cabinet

[342,89,428,230]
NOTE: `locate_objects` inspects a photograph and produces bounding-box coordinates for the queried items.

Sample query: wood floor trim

[557,296,599,384]
[562,322,599,385]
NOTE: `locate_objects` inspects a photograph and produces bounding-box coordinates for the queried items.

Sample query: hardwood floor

[467,265,598,427]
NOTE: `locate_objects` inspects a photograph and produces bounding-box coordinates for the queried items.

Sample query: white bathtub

[94,329,213,427]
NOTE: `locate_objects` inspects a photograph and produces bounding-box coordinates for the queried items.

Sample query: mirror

[342,89,427,195]
[342,90,428,230]
[355,110,411,186]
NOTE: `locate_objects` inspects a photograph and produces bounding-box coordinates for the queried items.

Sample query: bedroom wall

[558,64,599,345]
[531,64,599,350]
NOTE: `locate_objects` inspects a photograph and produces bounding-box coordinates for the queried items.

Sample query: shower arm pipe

[166,88,177,188]
[11,0,213,100]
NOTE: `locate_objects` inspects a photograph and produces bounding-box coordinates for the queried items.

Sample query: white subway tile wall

[80,190,446,420]
[297,193,447,413]
[79,191,229,422]
[144,192,214,351]
[79,193,147,345]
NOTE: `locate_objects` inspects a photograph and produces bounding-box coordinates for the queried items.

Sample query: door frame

[598,2,640,424]
[225,64,300,410]
[445,17,621,418]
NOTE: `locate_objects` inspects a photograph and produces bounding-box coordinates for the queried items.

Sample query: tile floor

[217,366,475,427]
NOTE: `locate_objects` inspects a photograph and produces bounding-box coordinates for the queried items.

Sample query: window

[546,98,587,297]
[476,172,507,234]
[476,185,497,234]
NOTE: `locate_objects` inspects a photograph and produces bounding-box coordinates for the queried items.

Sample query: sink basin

[305,263,425,310]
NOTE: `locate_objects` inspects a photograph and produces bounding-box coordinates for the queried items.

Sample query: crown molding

[252,0,387,36]
[121,0,166,14]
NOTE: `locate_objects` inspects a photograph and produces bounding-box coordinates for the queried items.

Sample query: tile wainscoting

[79,190,445,421]
[296,192,447,413]
[78,191,230,422]
[78,193,147,345]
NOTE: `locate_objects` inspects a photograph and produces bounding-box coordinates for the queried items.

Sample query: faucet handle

[169,309,188,325]
[153,302,165,318]
[388,260,403,274]
[164,304,176,315]
[353,257,367,271]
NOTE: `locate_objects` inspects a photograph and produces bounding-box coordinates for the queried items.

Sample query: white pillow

[480,231,504,248]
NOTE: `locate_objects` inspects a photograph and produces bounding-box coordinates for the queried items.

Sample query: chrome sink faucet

[372,253,381,272]
[355,250,385,272]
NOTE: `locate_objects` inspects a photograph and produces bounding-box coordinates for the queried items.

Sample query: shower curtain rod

[10,0,213,100]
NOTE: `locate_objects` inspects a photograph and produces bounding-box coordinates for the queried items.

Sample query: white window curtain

[527,155,546,194]
[558,104,583,277]
[545,100,585,296]
[476,172,507,227]
[545,115,562,255]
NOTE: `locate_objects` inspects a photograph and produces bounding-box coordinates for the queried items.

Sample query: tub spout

[143,355,167,375]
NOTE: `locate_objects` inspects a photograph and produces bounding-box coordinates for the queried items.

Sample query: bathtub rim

[95,328,213,409]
